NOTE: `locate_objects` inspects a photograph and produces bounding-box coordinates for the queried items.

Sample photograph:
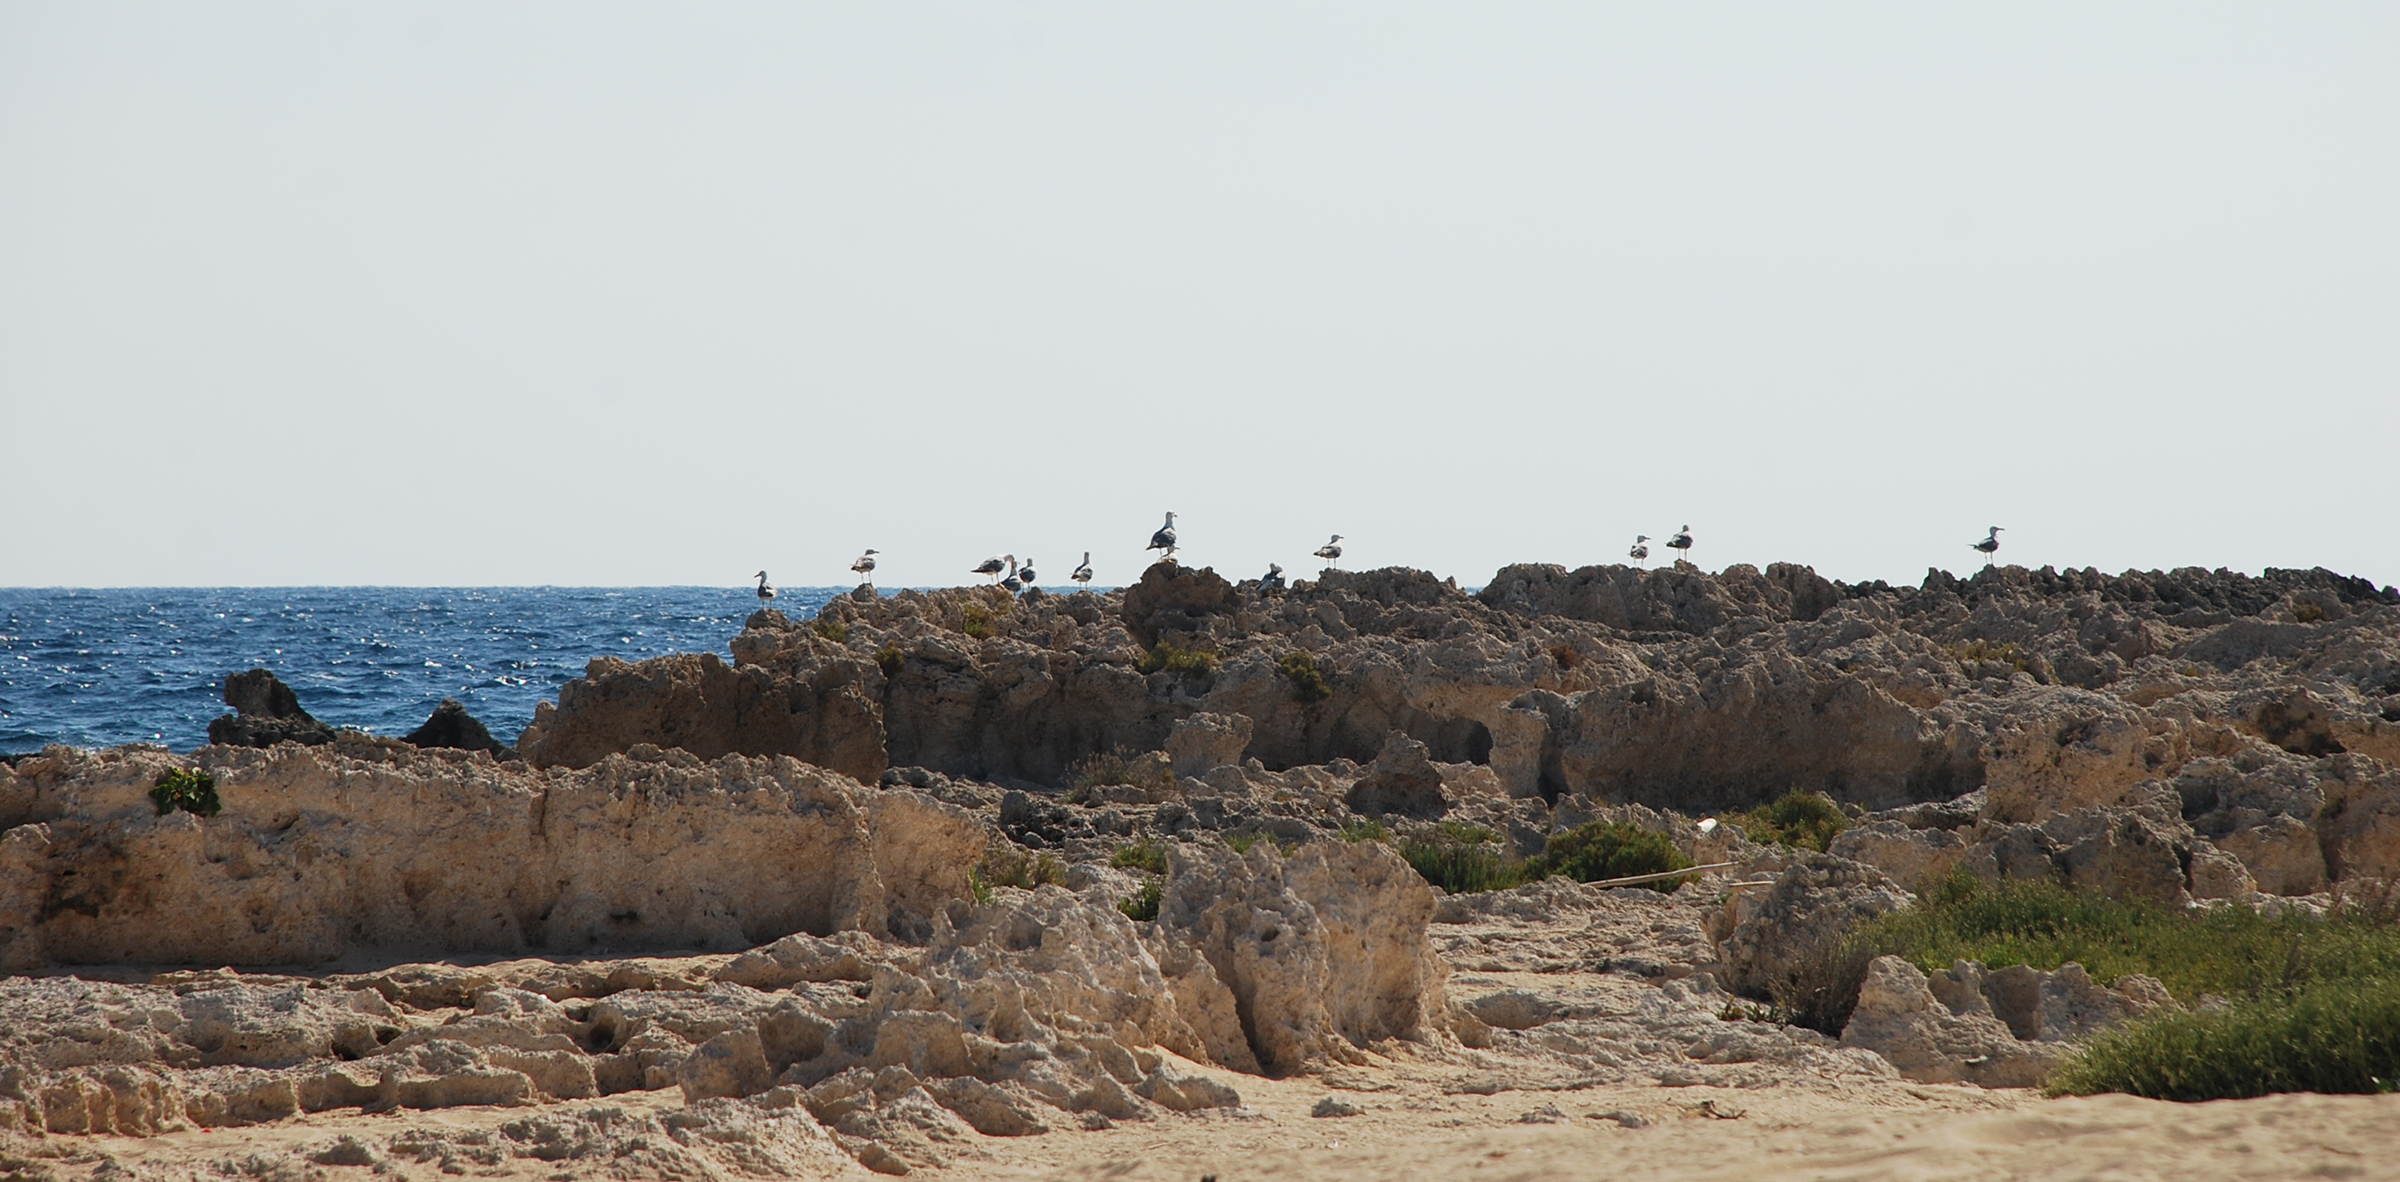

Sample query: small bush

[1117,879,1164,923]
[2050,977,2400,1101]
[973,844,1067,901]
[812,617,849,642]
[1226,831,1298,857]
[150,767,221,817]
[1951,639,2031,673]
[1342,819,1391,843]
[1528,821,1694,892]
[1140,641,1219,677]
[1547,642,1581,670]
[962,605,995,639]
[1278,652,1332,703]
[1401,822,1534,894]
[874,645,904,677]
[1730,790,1851,853]
[1110,838,1170,875]
[2293,601,2326,623]
[1068,750,1175,803]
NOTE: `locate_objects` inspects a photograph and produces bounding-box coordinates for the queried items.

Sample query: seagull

[850,549,879,586]
[1000,558,1023,594]
[1017,557,1038,586]
[1071,552,1094,590]
[1971,526,2004,567]
[1260,562,1286,591]
[1314,535,1344,569]
[973,554,1015,583]
[1147,512,1178,561]
[1629,535,1650,568]
[1667,525,1693,564]
[754,571,776,605]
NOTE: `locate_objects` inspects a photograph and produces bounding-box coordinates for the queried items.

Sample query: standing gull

[1071,552,1094,590]
[850,549,879,586]
[973,554,1015,583]
[1666,526,1693,565]
[1017,557,1038,586]
[1971,526,2004,567]
[1629,535,1650,568]
[1314,534,1344,570]
[1260,562,1286,591]
[753,571,776,606]
[1000,558,1024,594]
[1147,512,1179,561]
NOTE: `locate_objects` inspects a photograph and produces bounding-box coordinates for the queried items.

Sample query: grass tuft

[1277,652,1332,703]
[1401,822,1534,894]
[1547,642,1581,670]
[972,844,1067,901]
[811,617,849,643]
[962,605,995,639]
[1526,821,1694,892]
[1140,641,1219,676]
[1729,790,1851,853]
[2049,978,2400,1100]
[150,767,221,817]
[1068,750,1175,803]
[1341,819,1391,843]
[1117,879,1164,923]
[874,645,904,677]
[1109,838,1170,875]
[1951,639,2031,673]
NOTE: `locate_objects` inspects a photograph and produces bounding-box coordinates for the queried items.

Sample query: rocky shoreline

[3,559,2397,1179]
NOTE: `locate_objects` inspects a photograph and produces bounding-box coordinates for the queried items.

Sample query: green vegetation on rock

[150,767,221,818]
[1729,790,1850,853]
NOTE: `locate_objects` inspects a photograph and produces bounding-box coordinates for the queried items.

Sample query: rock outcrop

[205,668,337,748]
[1837,955,2171,1087]
[403,697,511,757]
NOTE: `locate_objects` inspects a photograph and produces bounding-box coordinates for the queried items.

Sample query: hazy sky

[3,4,2393,591]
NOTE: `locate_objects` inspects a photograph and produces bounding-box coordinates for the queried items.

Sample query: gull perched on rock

[1972,526,2004,567]
[1667,526,1693,564]
[1000,558,1023,594]
[753,571,776,605]
[850,549,879,586]
[1629,535,1650,568]
[1314,535,1344,570]
[973,554,1015,583]
[1260,562,1286,591]
[1017,557,1038,586]
[1071,552,1093,590]
[1147,512,1179,561]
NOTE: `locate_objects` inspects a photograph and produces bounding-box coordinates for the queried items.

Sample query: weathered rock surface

[1837,955,2170,1087]
[403,697,511,757]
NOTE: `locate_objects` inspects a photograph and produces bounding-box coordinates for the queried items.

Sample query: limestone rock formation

[1837,955,2171,1087]
[205,668,337,748]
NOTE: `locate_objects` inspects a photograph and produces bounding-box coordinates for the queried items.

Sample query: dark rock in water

[224,668,314,721]
[404,698,511,757]
[208,668,337,748]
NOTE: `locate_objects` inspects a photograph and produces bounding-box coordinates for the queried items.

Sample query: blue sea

[0,587,850,754]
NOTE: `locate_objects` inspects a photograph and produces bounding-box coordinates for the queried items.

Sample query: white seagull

[1971,526,2004,566]
[753,571,776,605]
[1629,535,1650,568]
[973,554,1015,583]
[1017,557,1038,586]
[1000,558,1023,594]
[1260,562,1286,591]
[851,549,879,585]
[1666,525,1693,564]
[1147,512,1179,561]
[1314,534,1344,569]
[1071,552,1094,590]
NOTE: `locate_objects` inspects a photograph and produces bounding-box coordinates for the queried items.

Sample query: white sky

[2,4,2393,591]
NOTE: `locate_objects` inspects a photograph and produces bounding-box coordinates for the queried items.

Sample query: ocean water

[0,587,848,754]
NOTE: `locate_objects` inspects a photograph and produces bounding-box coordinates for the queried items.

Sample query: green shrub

[2050,977,2400,1101]
[150,767,221,817]
[962,605,995,639]
[812,617,849,642]
[1110,838,1170,875]
[1730,790,1851,853]
[1068,750,1174,803]
[1140,641,1219,677]
[1401,823,1534,894]
[1117,879,1164,923]
[1527,821,1694,892]
[972,844,1067,902]
[1341,819,1391,843]
[1226,831,1298,857]
[1277,652,1332,703]
[874,645,904,677]
[1951,639,2031,673]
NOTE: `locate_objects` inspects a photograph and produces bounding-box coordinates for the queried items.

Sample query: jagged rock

[518,649,887,781]
[1344,733,1449,819]
[1828,820,1968,888]
[1157,839,1452,1074]
[1166,712,1253,777]
[1713,855,1913,1002]
[403,697,509,756]
[1839,957,2067,1087]
[207,668,338,748]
